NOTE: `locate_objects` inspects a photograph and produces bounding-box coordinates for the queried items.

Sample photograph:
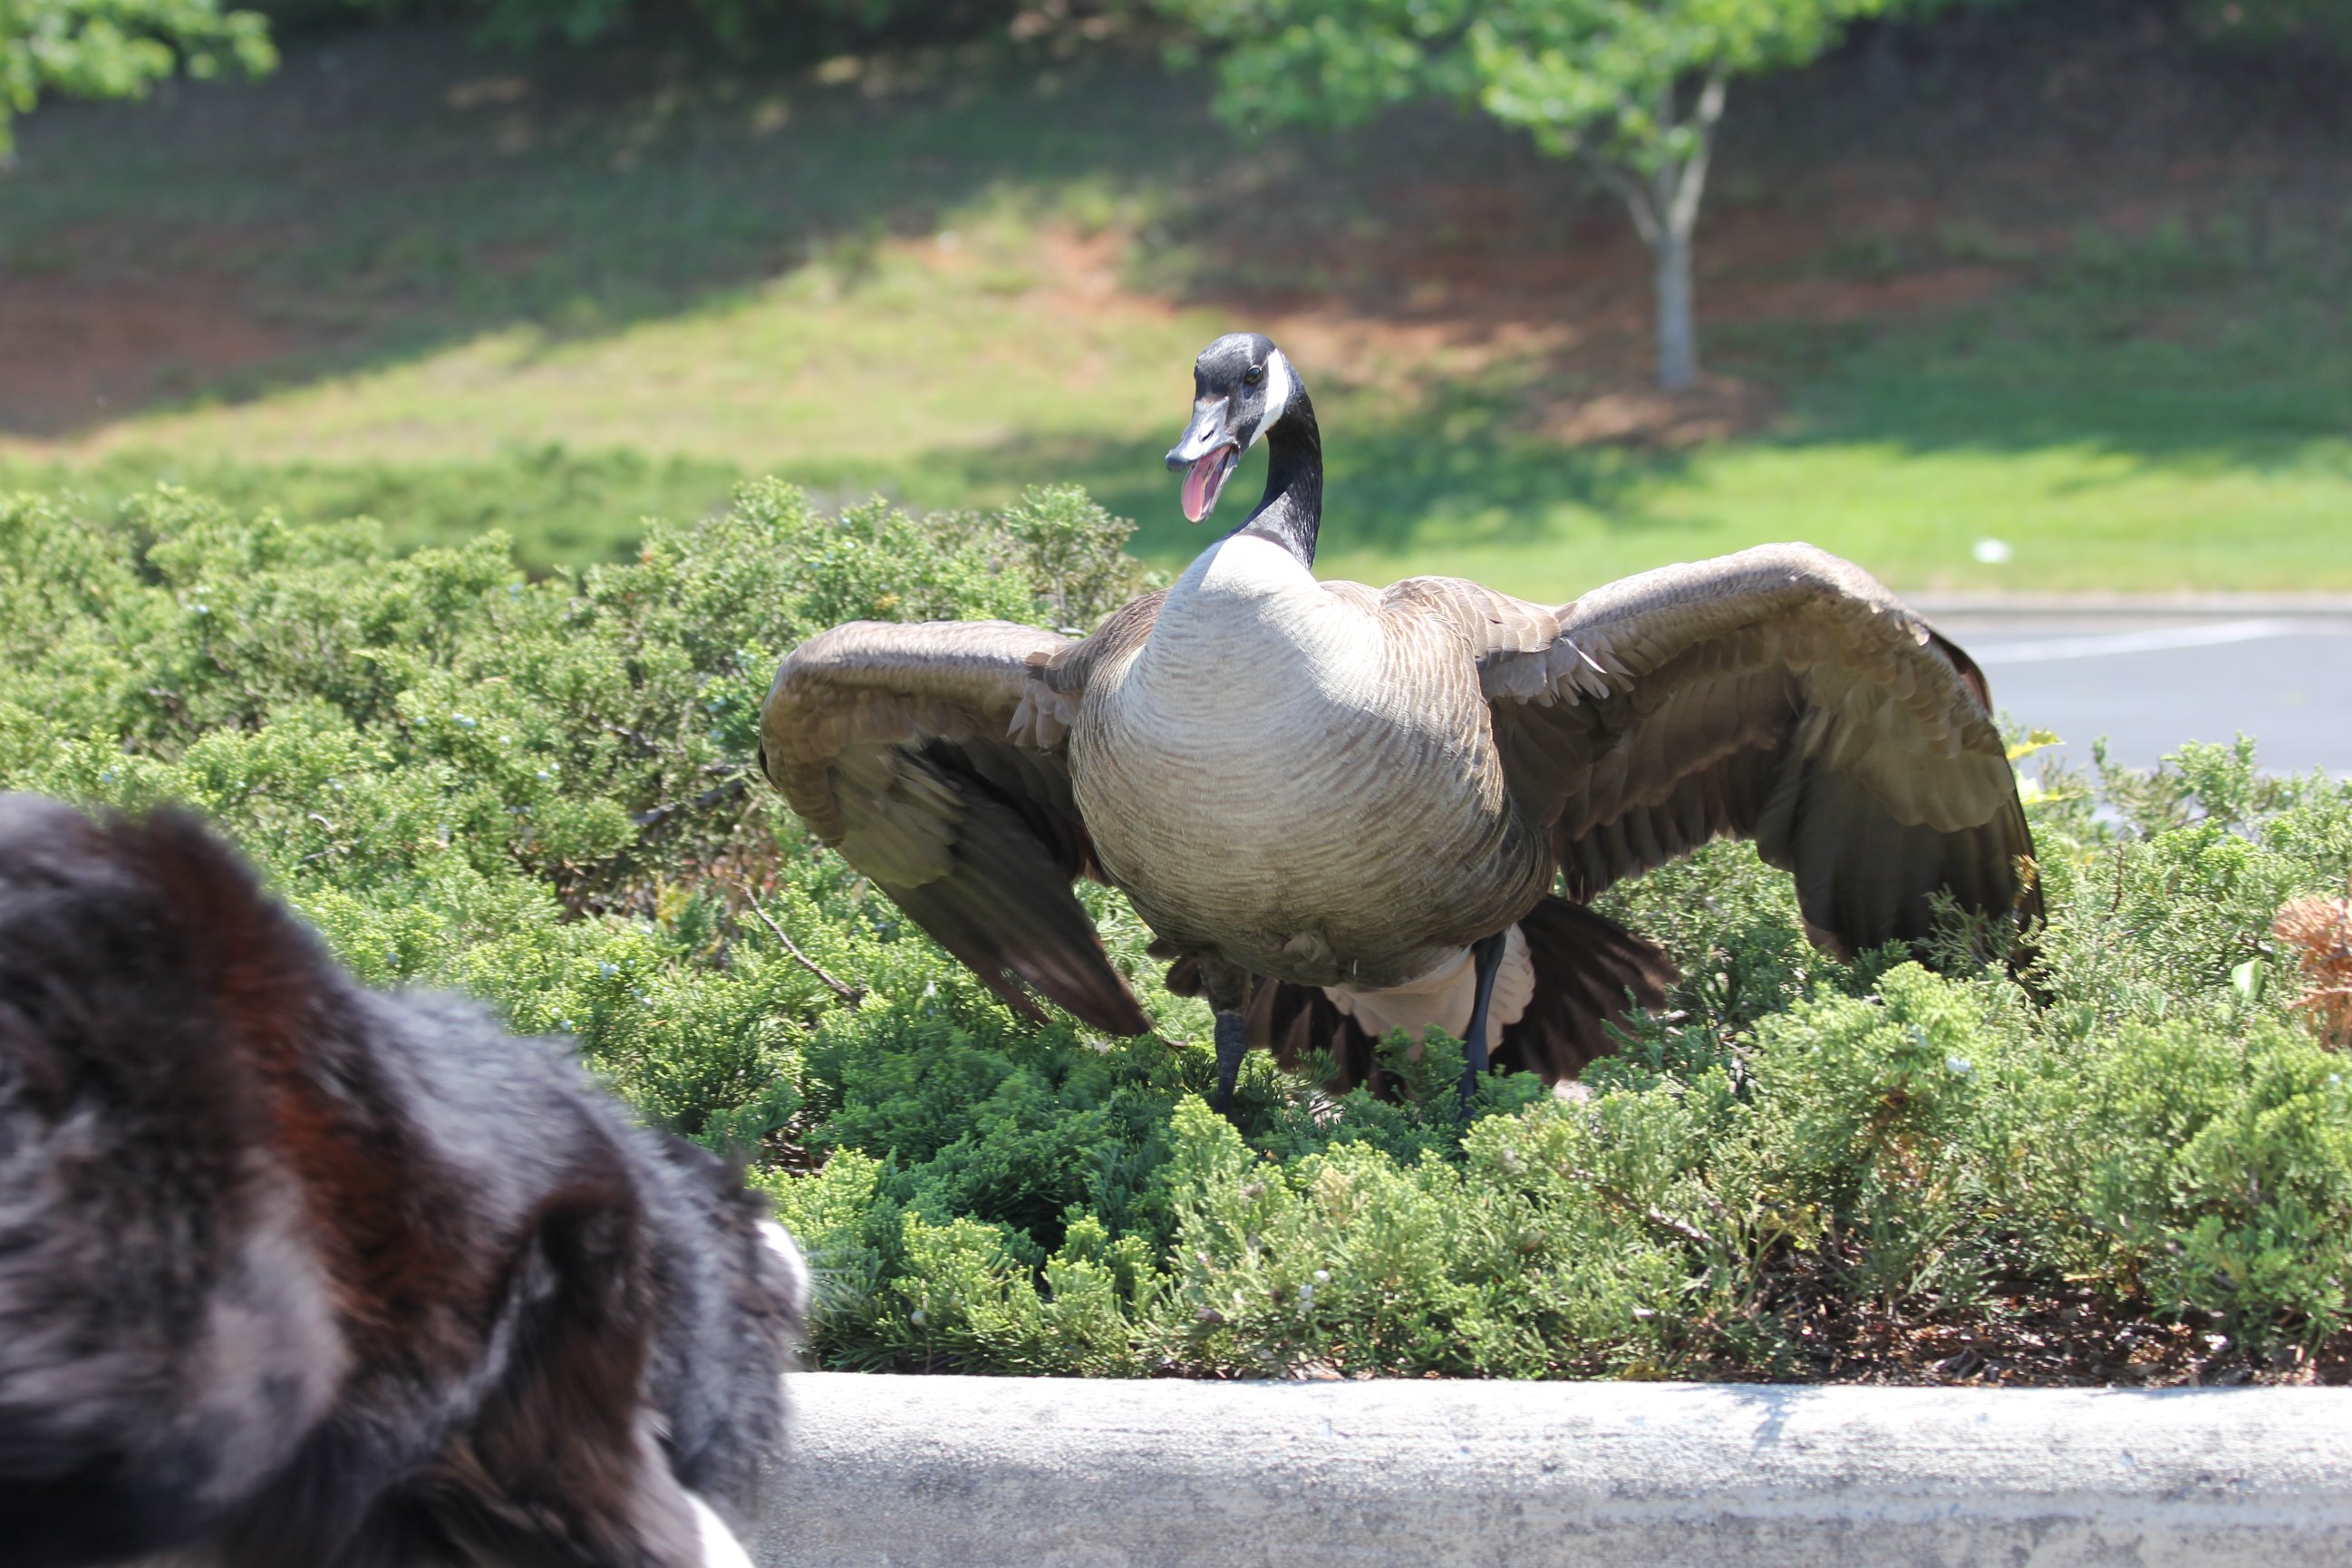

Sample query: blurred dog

[0,796,807,1568]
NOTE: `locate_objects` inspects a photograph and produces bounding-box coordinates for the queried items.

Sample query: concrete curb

[753,1374,2352,1568]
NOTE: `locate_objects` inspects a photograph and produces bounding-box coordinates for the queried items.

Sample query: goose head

[1166,332,1301,524]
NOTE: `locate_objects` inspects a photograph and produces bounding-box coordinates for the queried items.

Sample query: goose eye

[1244,365,1265,387]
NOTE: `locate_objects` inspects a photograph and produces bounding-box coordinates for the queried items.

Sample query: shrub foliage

[5,481,2350,1384]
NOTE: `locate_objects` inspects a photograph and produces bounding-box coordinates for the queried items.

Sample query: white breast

[1071,535,1536,985]
[1327,924,1535,1045]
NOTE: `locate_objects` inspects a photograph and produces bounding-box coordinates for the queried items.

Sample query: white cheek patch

[1250,350,1294,447]
[689,1492,756,1568]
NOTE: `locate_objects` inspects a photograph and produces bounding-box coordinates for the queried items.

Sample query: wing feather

[1430,544,2040,957]
[760,618,1151,1034]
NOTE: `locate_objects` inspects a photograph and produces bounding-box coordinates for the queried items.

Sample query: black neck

[1234,391,1321,567]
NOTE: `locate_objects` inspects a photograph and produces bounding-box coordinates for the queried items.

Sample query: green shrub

[0,479,1151,1147]
[5,481,2350,1382]
[0,446,744,571]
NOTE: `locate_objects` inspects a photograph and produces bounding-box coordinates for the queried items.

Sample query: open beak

[1166,397,1241,524]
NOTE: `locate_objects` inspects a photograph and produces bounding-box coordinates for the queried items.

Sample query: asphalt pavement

[1917,599,2352,779]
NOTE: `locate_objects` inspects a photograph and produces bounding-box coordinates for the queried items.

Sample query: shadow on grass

[0,23,1227,439]
[5,7,2349,577]
[0,387,1689,575]
[840,416,1686,567]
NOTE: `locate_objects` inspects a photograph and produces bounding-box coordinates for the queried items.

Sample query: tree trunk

[1597,73,1726,392]
[1653,222,1698,391]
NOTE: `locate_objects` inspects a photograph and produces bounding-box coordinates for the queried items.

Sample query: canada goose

[760,333,2040,1110]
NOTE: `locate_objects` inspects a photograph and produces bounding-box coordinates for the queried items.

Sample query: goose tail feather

[1505,896,1677,1083]
[1165,897,1673,1094]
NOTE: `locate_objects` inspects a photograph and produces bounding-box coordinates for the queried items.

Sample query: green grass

[5,23,2350,593]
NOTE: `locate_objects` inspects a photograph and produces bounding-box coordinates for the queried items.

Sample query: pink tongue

[1182,447,1235,523]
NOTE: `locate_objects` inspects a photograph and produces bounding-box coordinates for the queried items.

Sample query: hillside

[3,10,2347,594]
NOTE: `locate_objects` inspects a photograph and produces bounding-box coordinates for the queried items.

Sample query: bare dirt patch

[1000,208,1898,448]
[0,273,296,436]
[1781,1273,2352,1389]
[1539,375,1783,450]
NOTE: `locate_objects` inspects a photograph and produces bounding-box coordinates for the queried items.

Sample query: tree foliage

[5,482,2351,1384]
[0,0,274,161]
[1169,0,1880,153]
[321,0,1008,50]
[1160,0,1914,387]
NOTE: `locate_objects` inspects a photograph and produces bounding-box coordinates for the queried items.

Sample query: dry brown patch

[1030,227,1133,305]
[1257,311,1574,398]
[927,221,1578,403]
[0,274,295,436]
[1539,374,1782,449]
[479,240,557,279]
[947,216,1786,440]
[2275,889,2352,1049]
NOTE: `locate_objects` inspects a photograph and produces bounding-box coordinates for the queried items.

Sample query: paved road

[1921,605,2352,779]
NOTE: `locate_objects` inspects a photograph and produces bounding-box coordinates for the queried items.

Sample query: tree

[1,0,275,166]
[1161,0,1905,389]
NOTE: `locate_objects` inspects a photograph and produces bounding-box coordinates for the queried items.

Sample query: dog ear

[113,807,331,1051]
[430,1180,741,1568]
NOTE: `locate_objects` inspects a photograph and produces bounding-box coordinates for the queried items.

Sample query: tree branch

[1589,158,1662,247]
[1573,1167,1723,1253]
[1652,79,1679,237]
[731,881,863,1006]
[1668,71,1729,238]
[631,774,750,832]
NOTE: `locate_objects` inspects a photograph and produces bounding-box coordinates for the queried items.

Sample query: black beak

[1166,397,1234,470]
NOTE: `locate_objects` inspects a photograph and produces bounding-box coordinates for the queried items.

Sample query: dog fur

[0,796,806,1568]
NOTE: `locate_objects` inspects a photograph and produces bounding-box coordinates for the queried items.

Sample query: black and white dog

[0,796,807,1568]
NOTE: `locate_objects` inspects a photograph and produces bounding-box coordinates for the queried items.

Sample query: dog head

[0,797,354,1561]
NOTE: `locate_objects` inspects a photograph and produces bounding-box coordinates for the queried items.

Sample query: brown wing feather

[1020,589,1167,745]
[1165,897,1671,1089]
[759,618,1150,1034]
[1468,544,2041,957]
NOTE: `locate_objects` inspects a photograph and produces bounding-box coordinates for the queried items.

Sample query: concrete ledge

[755,1374,2352,1568]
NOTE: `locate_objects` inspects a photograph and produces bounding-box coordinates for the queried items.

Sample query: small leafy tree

[1161,0,1906,389]
[0,0,274,166]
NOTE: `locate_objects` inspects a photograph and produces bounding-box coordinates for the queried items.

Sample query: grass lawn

[4,19,2348,595]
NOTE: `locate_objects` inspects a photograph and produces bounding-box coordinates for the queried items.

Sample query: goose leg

[1195,957,1253,1118]
[1457,931,1510,1112]
[1212,1010,1250,1115]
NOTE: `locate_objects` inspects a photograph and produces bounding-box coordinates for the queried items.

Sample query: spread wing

[1406,544,2040,958]
[757,616,1153,1033]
